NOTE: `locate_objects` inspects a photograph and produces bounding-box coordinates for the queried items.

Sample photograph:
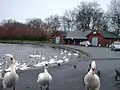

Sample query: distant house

[64,31,90,45]
[87,30,120,46]
[52,31,67,44]
[52,30,90,45]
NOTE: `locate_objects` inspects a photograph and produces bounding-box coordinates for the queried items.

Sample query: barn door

[92,37,98,46]
[55,37,60,44]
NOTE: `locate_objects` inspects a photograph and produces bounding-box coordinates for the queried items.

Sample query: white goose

[41,53,45,60]
[54,56,64,65]
[64,57,69,62]
[64,50,67,53]
[48,57,56,64]
[73,51,79,56]
[2,56,19,90]
[84,61,100,90]
[63,53,69,62]
[68,52,71,56]
[54,55,58,59]
[60,49,64,55]
[19,63,30,70]
[37,65,52,90]
[5,61,21,72]
[57,59,64,64]
[0,62,4,66]
[29,54,41,59]
[34,53,47,67]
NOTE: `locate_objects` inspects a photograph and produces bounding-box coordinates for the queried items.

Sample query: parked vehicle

[79,41,91,46]
[111,41,120,51]
[109,44,112,48]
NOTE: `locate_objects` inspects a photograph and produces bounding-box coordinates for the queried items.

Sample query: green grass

[0,40,54,44]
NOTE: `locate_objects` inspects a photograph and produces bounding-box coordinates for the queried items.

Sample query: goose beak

[45,63,48,67]
[92,68,95,71]
[10,57,14,64]
[44,64,48,68]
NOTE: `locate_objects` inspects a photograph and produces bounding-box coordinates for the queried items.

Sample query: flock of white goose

[0,49,80,90]
[0,49,100,90]
[0,49,79,71]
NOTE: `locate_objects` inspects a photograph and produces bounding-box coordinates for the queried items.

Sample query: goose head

[9,56,16,72]
[10,57,15,66]
[91,61,96,71]
[10,57,14,64]
[45,63,48,67]
[44,65,48,73]
[89,61,96,75]
[9,55,16,64]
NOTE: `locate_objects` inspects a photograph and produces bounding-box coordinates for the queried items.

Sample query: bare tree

[26,18,43,28]
[108,0,120,35]
[60,10,76,31]
[44,15,60,31]
[98,13,110,31]
[76,2,91,31]
[75,1,104,31]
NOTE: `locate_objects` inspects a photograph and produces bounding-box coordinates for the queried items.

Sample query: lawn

[0,40,54,44]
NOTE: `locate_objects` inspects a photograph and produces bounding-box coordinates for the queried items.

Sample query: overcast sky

[0,0,111,23]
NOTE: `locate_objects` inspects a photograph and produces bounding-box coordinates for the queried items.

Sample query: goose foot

[85,86,89,90]
[46,85,49,90]
[40,85,42,90]
[86,87,89,90]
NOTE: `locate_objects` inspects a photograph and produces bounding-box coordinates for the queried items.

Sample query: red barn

[52,31,90,45]
[52,31,66,44]
[87,30,120,46]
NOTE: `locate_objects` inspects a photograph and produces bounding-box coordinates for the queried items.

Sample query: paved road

[0,59,119,90]
[0,44,120,90]
[63,45,120,59]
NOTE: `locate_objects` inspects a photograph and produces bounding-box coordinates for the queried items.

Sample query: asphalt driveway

[0,44,120,90]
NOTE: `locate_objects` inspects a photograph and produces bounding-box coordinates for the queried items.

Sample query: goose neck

[10,63,16,73]
[89,68,94,75]
[44,67,48,73]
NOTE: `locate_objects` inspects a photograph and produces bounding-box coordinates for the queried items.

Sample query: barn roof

[59,31,67,36]
[64,31,90,39]
[99,31,120,39]
[86,30,120,39]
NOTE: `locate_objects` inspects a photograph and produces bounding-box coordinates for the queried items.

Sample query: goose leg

[13,86,15,90]
[46,84,49,90]
[40,85,42,90]
[2,81,7,90]
[87,87,89,90]
[82,78,85,86]
[85,86,89,90]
